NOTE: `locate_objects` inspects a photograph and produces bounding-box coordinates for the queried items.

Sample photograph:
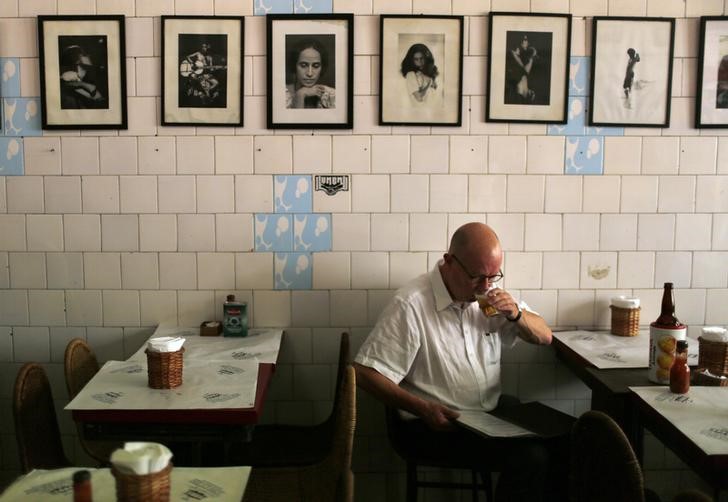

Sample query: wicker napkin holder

[694,336,728,386]
[112,462,172,502]
[609,305,640,337]
[145,348,184,389]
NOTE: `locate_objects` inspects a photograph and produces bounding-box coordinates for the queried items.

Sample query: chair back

[570,410,645,502]
[13,363,71,473]
[327,332,350,425]
[64,337,100,399]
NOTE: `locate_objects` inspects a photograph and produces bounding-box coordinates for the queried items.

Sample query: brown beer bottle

[648,282,687,384]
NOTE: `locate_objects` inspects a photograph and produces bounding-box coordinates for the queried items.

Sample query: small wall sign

[315,174,349,196]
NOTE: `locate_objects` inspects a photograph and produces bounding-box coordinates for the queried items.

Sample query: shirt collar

[430,260,459,312]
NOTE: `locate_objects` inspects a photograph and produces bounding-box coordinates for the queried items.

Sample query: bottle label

[648,325,686,384]
[223,302,248,337]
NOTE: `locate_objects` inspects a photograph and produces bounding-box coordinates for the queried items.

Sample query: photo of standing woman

[400,43,440,106]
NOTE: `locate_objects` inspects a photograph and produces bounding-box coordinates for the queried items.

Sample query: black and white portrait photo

[267,14,353,129]
[380,15,463,126]
[39,15,127,129]
[58,35,110,109]
[285,34,336,109]
[178,34,228,108]
[696,16,728,127]
[590,17,674,127]
[487,13,570,124]
[399,35,444,109]
[504,31,552,106]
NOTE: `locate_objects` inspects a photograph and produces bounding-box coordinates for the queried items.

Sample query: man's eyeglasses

[451,255,504,284]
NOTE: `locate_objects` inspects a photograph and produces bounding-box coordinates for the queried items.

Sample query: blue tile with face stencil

[3,98,42,137]
[254,0,294,15]
[569,57,589,97]
[0,58,21,98]
[294,213,331,252]
[255,214,293,252]
[274,175,313,213]
[548,96,586,136]
[565,136,604,175]
[274,252,313,290]
[0,137,24,175]
[293,0,333,13]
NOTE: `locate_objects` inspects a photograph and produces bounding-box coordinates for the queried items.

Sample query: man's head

[441,223,503,302]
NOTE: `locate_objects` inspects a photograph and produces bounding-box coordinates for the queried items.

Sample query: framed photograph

[379,15,463,126]
[162,16,244,126]
[696,16,728,128]
[589,17,675,128]
[38,15,127,129]
[486,12,571,124]
[267,14,353,129]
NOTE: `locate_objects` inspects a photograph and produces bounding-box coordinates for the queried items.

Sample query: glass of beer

[476,288,499,317]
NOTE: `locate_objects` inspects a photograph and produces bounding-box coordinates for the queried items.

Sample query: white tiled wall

[1,0,727,500]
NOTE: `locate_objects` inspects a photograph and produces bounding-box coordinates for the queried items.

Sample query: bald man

[354,222,565,502]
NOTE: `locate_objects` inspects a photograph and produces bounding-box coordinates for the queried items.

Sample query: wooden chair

[385,406,493,502]
[64,337,121,464]
[229,332,350,467]
[241,364,356,502]
[13,363,71,472]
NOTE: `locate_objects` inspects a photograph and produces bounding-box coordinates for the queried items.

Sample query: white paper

[630,386,728,456]
[129,327,283,365]
[456,410,536,438]
[110,442,173,475]
[0,466,251,502]
[553,330,699,369]
[65,358,258,411]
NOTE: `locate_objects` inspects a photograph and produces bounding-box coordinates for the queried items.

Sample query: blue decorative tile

[274,175,312,213]
[547,97,586,136]
[569,57,589,97]
[0,137,24,175]
[565,136,604,175]
[255,214,293,252]
[275,252,312,290]
[585,125,624,136]
[0,58,21,97]
[254,0,293,15]
[294,214,331,252]
[293,0,333,13]
[3,98,42,137]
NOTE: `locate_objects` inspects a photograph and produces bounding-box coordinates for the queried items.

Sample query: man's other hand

[422,401,460,431]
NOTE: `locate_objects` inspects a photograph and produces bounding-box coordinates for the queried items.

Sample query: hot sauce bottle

[648,283,687,384]
[669,340,690,394]
[72,470,93,502]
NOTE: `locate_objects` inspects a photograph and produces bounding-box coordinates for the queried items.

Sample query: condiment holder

[145,337,185,389]
[695,327,728,386]
[609,296,640,337]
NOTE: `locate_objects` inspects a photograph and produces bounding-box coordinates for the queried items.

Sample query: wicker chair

[229,332,350,467]
[242,364,356,502]
[386,405,493,502]
[13,363,72,473]
[64,337,121,464]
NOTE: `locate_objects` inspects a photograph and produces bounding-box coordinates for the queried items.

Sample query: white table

[0,466,251,501]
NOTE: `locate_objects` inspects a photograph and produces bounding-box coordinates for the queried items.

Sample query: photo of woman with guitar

[178,35,228,108]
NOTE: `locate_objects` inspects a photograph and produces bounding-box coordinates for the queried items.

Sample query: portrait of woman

[400,43,439,106]
[285,37,336,109]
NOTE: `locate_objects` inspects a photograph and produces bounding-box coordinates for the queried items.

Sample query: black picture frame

[379,15,464,126]
[696,16,728,128]
[266,14,354,129]
[486,12,571,124]
[38,15,127,130]
[589,16,675,128]
[161,16,244,127]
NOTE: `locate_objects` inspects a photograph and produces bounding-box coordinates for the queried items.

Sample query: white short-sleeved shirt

[355,262,527,413]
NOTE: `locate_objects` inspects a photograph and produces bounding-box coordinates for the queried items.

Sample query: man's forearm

[513,310,552,345]
[354,363,430,417]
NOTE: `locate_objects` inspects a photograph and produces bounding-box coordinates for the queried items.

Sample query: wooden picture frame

[266,14,354,129]
[379,15,464,126]
[161,16,244,126]
[486,12,571,124]
[589,17,675,128]
[696,16,728,128]
[38,15,127,129]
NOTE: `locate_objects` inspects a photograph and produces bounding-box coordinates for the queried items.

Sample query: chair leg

[471,470,479,502]
[406,462,418,502]
[479,469,493,502]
